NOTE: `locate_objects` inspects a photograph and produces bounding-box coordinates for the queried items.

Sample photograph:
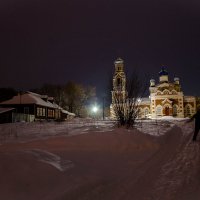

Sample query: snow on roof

[0,92,55,108]
[0,107,15,114]
[51,102,75,116]
[0,92,75,115]
[184,96,196,99]
[141,97,150,102]
[140,97,151,105]
[61,109,75,116]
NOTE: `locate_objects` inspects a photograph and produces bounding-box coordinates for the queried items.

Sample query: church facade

[110,58,196,119]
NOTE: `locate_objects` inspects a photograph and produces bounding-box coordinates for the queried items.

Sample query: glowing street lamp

[138,98,141,103]
[92,106,98,113]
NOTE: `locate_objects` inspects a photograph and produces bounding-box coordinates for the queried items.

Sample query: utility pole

[102,96,105,120]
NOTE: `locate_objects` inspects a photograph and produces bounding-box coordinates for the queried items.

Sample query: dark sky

[0,0,200,96]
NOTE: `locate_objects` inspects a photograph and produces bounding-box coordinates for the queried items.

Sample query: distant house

[0,108,15,124]
[0,91,75,122]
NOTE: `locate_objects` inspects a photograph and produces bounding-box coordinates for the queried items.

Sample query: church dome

[159,66,168,76]
[114,58,124,64]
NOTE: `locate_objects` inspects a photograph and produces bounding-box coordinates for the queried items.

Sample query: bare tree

[111,71,148,127]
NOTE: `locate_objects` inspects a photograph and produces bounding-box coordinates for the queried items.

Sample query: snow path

[151,121,200,200]
[24,149,74,172]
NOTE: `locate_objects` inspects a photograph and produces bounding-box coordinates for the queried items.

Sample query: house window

[37,108,40,116]
[24,107,29,114]
[43,108,46,116]
[37,107,43,117]
[48,109,54,117]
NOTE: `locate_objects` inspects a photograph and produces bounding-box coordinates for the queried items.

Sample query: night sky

[0,0,200,97]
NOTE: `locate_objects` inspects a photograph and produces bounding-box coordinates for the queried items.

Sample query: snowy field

[0,118,199,200]
[0,117,191,143]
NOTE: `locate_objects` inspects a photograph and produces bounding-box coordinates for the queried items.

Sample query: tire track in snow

[24,149,74,172]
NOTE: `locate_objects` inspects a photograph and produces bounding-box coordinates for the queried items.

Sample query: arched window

[163,90,170,95]
[156,91,161,95]
[116,78,122,91]
[173,105,178,116]
[164,106,170,116]
[156,105,163,116]
[172,90,177,95]
[144,108,149,117]
[117,78,121,86]
[185,104,192,117]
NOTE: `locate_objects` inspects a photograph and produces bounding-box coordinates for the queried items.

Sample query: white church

[110,58,196,119]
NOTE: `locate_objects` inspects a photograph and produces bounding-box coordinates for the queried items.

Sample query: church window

[117,78,121,86]
[163,90,169,95]
[156,105,162,116]
[185,105,192,117]
[172,90,177,95]
[144,108,149,117]
[173,105,178,116]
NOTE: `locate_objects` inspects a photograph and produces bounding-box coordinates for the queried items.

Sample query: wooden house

[0,91,74,122]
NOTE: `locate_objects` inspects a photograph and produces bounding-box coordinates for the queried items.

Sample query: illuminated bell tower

[111,58,127,103]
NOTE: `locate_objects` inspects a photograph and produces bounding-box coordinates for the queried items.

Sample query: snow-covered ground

[0,118,199,200]
[0,118,190,143]
[0,119,115,144]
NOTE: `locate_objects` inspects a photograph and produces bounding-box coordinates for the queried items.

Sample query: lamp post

[102,96,105,120]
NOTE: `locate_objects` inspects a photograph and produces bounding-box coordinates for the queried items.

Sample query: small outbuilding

[0,108,15,124]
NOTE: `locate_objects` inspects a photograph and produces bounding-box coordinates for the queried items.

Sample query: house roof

[61,109,75,116]
[0,92,55,108]
[0,107,15,114]
[0,92,76,116]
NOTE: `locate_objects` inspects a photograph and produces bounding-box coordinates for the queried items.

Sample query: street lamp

[92,105,98,126]
[92,106,98,113]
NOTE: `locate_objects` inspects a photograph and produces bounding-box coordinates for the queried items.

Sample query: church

[110,58,196,119]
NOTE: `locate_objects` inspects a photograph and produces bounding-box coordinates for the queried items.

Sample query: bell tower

[111,58,127,103]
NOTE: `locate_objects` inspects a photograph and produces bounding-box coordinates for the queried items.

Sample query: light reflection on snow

[24,149,74,172]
